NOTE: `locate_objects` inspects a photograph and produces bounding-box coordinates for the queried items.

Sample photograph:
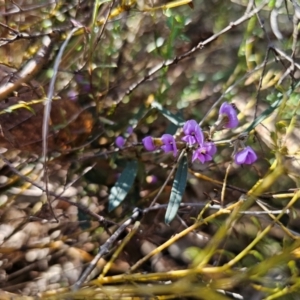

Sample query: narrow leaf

[151,102,185,126]
[165,155,188,224]
[108,160,138,212]
[166,111,184,135]
[245,98,282,132]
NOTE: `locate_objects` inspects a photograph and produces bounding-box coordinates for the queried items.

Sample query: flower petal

[219,102,229,114]
[235,149,248,164]
[161,134,178,157]
[115,136,125,148]
[192,151,198,162]
[226,110,239,128]
[182,135,196,145]
[218,102,239,129]
[192,146,214,164]
[142,136,156,151]
[126,126,133,134]
[182,119,204,145]
[205,142,217,156]
[235,146,257,165]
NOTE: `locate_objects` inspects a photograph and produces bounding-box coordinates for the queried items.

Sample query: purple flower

[161,134,178,157]
[126,126,133,135]
[142,136,157,151]
[67,90,78,101]
[115,136,125,148]
[235,146,257,165]
[192,142,217,163]
[217,102,239,129]
[182,119,204,145]
[205,142,217,156]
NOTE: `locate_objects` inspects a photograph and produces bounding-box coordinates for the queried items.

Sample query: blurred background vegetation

[1,0,300,299]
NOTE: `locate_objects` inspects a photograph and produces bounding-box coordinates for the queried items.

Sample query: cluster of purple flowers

[140,102,257,165]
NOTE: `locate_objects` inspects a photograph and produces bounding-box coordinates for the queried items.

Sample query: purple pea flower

[211,102,239,136]
[192,142,217,163]
[67,90,78,101]
[235,146,257,165]
[219,102,239,129]
[161,134,178,157]
[115,136,125,148]
[142,136,157,151]
[126,126,133,135]
[182,119,204,145]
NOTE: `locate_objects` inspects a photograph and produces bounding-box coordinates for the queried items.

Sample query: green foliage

[2,0,300,299]
[246,96,282,132]
[151,101,185,126]
[108,160,138,212]
[165,153,188,224]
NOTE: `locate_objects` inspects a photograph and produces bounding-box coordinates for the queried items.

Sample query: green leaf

[108,160,138,212]
[166,111,183,135]
[245,97,282,132]
[151,101,185,126]
[165,155,188,224]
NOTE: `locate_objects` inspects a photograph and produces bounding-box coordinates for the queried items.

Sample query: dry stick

[85,0,116,119]
[42,28,78,222]
[255,200,297,239]
[0,35,58,101]
[221,162,231,207]
[291,10,299,59]
[253,0,300,116]
[280,13,300,85]
[190,170,273,200]
[195,199,244,269]
[144,201,289,217]
[0,0,55,17]
[120,162,286,275]
[99,221,140,280]
[0,25,70,44]
[72,208,141,291]
[124,0,270,100]
[128,162,284,273]
[127,201,240,273]
[271,46,300,70]
[220,190,300,272]
[95,0,115,47]
[0,1,81,44]
[253,47,272,120]
[90,222,299,288]
[0,153,115,226]
[270,45,300,86]
[199,57,276,127]
[0,21,20,34]
[278,11,299,84]
[245,0,255,14]
[197,5,277,127]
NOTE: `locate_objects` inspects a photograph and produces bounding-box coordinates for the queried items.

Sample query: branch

[0,153,114,226]
[72,208,142,290]
[0,34,59,101]
[123,0,270,101]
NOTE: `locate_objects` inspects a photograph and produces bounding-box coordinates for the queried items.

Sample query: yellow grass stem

[122,202,240,273]
[98,221,140,279]
[221,162,232,206]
